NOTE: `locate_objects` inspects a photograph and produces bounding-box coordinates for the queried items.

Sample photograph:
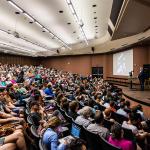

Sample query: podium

[128,77,137,89]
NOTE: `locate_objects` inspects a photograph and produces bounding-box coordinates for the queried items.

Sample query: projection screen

[113,49,133,76]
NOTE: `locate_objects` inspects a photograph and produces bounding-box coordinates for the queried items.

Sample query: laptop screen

[71,123,80,138]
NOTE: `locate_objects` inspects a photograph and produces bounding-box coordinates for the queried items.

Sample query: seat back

[27,114,34,125]
[97,103,106,111]
[103,119,114,130]
[30,125,39,138]
[83,127,101,150]
[100,136,121,150]
[122,127,135,142]
[39,139,48,150]
[111,112,128,124]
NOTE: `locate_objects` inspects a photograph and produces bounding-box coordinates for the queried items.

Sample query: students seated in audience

[68,100,79,120]
[42,116,67,150]
[87,110,110,139]
[95,93,104,105]
[30,101,42,127]
[108,100,116,112]
[60,97,69,113]
[66,138,87,150]
[124,100,131,113]
[117,103,128,118]
[0,63,149,150]
[0,129,27,150]
[44,83,55,97]
[103,98,110,108]
[136,104,145,121]
[103,108,115,123]
[122,112,150,149]
[75,106,93,127]
[108,123,134,150]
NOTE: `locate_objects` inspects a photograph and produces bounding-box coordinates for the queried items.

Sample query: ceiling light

[23,12,34,22]
[92,4,97,7]
[7,1,23,12]
[15,12,20,15]
[69,4,75,14]
[59,10,63,13]
[49,32,55,37]
[43,28,49,32]
[66,0,71,4]
[66,0,88,45]
[35,22,43,28]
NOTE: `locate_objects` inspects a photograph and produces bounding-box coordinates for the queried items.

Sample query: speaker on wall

[91,47,95,53]
[57,49,60,54]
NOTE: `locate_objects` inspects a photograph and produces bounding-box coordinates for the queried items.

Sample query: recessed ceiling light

[94,17,97,19]
[93,4,97,7]
[67,22,71,25]
[94,12,96,13]
[95,26,98,27]
[59,10,63,13]
[15,12,20,14]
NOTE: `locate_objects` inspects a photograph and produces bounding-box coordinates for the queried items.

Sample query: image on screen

[113,49,133,76]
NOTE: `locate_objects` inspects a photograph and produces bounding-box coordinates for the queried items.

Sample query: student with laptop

[42,116,67,150]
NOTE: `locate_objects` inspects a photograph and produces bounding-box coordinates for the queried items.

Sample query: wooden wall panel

[0,53,37,65]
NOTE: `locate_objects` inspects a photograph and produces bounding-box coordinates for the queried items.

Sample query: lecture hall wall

[0,46,149,79]
[0,53,37,66]
[42,46,150,79]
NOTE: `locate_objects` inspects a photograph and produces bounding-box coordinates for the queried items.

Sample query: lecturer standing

[138,68,146,91]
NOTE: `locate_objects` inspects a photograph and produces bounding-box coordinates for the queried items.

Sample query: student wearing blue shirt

[42,116,66,150]
[44,84,55,97]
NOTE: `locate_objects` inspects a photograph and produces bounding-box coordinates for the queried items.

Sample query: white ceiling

[0,0,113,56]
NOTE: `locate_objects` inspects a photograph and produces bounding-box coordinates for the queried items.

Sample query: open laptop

[59,123,81,144]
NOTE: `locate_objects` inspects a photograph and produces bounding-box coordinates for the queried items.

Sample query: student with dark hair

[117,103,128,117]
[136,105,145,121]
[66,138,87,150]
[68,100,79,120]
[87,110,110,139]
[30,101,42,127]
[44,84,55,97]
[108,123,134,150]
[108,101,116,112]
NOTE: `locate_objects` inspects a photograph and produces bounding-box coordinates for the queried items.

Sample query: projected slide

[113,50,133,76]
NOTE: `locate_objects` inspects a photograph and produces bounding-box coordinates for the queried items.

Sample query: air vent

[110,48,115,51]
[13,31,20,38]
[121,44,128,47]
[138,37,145,41]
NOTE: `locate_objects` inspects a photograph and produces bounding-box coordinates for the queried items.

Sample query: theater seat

[100,136,122,150]
[83,127,101,150]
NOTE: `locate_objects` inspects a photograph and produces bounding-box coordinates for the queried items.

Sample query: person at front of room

[129,71,133,89]
[138,67,146,91]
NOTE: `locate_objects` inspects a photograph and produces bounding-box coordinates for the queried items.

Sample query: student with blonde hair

[42,116,66,150]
